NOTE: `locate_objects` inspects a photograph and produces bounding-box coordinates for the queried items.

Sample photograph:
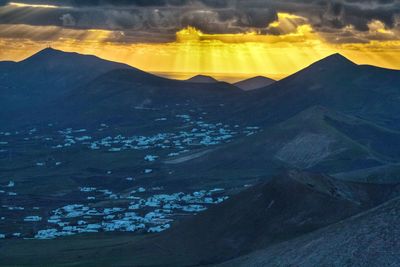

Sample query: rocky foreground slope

[217,195,400,267]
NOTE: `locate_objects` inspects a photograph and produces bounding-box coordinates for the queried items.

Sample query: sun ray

[0,11,399,81]
[8,2,70,9]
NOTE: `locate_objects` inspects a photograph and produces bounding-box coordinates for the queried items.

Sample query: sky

[0,0,400,81]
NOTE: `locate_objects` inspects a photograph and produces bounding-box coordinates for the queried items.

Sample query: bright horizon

[1,3,400,83]
[3,46,399,84]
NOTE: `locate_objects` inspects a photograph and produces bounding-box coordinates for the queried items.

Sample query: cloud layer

[0,0,399,43]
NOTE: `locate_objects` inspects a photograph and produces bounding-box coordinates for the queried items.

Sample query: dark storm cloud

[319,0,399,30]
[0,0,399,42]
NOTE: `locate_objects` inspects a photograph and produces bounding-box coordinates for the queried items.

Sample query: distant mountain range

[0,48,243,127]
[2,48,400,189]
[2,48,400,188]
[186,74,276,90]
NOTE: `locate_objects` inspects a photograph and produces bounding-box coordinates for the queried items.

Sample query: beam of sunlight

[8,2,70,9]
[0,12,399,82]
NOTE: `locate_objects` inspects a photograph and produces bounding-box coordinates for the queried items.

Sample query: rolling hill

[186,75,219,83]
[234,76,275,91]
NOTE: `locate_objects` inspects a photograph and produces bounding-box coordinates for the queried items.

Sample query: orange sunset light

[1,11,399,81]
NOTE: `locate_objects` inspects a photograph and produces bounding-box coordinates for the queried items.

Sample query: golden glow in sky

[8,2,67,9]
[0,11,399,81]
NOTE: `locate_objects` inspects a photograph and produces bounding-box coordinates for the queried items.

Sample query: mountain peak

[317,53,356,67]
[17,47,133,76]
[41,47,57,52]
[35,47,66,56]
[20,48,130,70]
[22,47,76,64]
[285,53,356,79]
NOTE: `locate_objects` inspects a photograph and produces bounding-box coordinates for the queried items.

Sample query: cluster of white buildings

[30,187,228,239]
[47,116,260,157]
[0,180,228,240]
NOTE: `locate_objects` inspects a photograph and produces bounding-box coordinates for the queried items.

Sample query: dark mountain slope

[147,171,368,266]
[119,172,397,266]
[218,195,400,267]
[0,48,132,125]
[167,105,400,185]
[71,68,240,103]
[0,48,132,98]
[0,60,16,69]
[141,171,398,267]
[58,68,242,126]
[333,163,400,184]
[241,54,400,130]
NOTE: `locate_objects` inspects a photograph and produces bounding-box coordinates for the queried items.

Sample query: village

[1,179,228,239]
[0,113,258,240]
[1,113,260,161]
